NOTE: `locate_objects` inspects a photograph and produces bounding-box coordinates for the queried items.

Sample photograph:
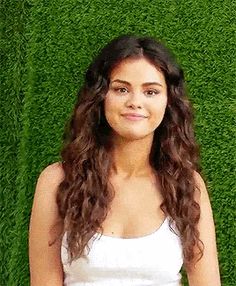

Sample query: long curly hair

[53,34,204,273]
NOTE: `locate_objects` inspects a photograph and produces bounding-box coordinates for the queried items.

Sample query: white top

[61,216,184,286]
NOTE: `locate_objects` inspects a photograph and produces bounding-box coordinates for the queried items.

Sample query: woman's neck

[110,134,154,180]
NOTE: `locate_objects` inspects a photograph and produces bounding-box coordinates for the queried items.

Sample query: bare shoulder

[193,170,205,186]
[193,170,208,204]
[39,161,65,185]
[30,160,65,235]
[32,161,65,221]
[36,162,65,195]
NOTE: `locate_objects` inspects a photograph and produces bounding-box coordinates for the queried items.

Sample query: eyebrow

[110,79,163,87]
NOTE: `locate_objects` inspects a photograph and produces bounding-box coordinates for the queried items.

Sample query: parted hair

[53,34,204,273]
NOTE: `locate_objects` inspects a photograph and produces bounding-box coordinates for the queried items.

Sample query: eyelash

[113,87,160,96]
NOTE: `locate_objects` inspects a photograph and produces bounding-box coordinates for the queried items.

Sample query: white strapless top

[61,216,183,286]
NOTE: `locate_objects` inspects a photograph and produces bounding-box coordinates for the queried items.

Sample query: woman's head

[104,57,168,143]
[75,34,187,151]
[58,34,203,272]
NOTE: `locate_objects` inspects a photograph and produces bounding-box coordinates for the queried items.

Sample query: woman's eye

[112,87,160,96]
[145,90,160,96]
[113,87,128,93]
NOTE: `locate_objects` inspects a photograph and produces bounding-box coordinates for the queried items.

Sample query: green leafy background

[1,0,235,285]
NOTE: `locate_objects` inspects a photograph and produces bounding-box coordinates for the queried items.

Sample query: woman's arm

[186,171,221,286]
[29,162,65,286]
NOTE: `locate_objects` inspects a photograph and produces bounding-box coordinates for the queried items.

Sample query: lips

[121,113,147,122]
[122,113,147,118]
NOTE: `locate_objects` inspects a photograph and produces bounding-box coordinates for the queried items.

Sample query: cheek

[104,97,119,122]
[104,93,123,114]
[104,98,113,117]
[149,100,167,123]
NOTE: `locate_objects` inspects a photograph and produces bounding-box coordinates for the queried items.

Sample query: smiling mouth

[122,114,147,121]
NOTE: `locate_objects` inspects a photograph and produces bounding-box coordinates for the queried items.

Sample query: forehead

[109,57,166,84]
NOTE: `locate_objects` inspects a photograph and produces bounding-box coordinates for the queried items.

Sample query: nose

[125,92,142,109]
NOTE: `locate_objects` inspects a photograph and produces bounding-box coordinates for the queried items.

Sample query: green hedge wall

[1,0,235,285]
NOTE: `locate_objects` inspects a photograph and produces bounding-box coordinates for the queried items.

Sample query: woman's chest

[99,175,165,238]
[61,219,184,285]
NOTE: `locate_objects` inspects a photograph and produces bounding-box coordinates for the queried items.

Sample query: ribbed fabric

[61,216,183,286]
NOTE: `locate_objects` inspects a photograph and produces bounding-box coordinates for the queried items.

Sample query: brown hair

[53,34,204,273]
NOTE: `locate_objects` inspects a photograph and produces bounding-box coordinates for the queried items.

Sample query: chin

[119,131,152,141]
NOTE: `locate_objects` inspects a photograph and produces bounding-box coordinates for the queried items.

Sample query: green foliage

[1,0,235,285]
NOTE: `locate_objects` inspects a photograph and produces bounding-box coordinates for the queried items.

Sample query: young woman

[29,34,221,286]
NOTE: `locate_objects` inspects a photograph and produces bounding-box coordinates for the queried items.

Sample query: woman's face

[104,57,168,141]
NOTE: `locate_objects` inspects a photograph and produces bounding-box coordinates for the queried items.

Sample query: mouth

[121,114,147,121]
